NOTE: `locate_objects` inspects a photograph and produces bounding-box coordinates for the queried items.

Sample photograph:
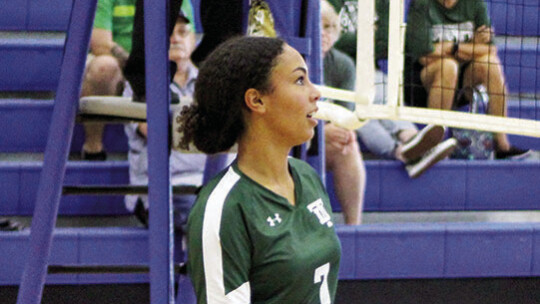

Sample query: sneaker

[0,217,25,231]
[81,150,107,161]
[134,199,149,228]
[406,138,458,179]
[401,125,445,162]
[495,146,531,160]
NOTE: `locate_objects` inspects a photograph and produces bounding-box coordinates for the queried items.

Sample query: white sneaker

[401,125,445,162]
[406,138,458,179]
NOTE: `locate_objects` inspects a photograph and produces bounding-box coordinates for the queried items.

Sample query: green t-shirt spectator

[93,0,136,53]
[93,0,195,54]
[405,0,491,62]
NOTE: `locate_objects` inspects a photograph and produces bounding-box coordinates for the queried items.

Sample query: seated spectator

[322,0,456,178]
[79,0,136,160]
[123,11,207,229]
[318,0,366,224]
[403,0,529,159]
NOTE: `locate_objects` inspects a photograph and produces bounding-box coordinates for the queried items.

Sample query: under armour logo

[307,199,333,227]
[267,213,282,227]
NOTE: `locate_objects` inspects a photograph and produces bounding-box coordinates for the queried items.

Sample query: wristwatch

[452,41,459,56]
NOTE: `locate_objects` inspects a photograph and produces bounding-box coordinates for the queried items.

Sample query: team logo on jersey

[267,213,282,227]
[307,199,333,227]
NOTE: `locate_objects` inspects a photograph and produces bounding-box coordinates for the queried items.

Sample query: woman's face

[260,44,321,146]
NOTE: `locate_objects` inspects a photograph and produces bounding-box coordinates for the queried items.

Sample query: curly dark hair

[177,36,286,154]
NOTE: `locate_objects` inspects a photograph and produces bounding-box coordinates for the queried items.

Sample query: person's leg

[357,120,400,160]
[421,58,460,110]
[377,119,445,164]
[80,55,124,159]
[190,0,244,66]
[123,0,183,100]
[326,131,365,225]
[462,49,511,152]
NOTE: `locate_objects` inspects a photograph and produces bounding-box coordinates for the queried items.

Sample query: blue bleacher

[0,99,127,153]
[1,159,539,216]
[2,222,540,285]
[0,98,537,154]
[0,0,73,31]
[0,161,129,216]
[1,0,539,93]
[1,36,537,93]
[486,0,540,36]
[0,34,64,91]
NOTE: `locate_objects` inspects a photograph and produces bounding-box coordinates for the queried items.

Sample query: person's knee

[325,140,362,171]
[85,55,124,93]
[471,53,505,84]
[423,58,459,87]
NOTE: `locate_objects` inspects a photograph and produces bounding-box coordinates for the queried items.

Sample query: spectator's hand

[325,123,355,154]
[111,44,129,68]
[473,25,493,45]
[137,123,148,138]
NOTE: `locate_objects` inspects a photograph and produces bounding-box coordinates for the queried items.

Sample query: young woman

[178,36,342,304]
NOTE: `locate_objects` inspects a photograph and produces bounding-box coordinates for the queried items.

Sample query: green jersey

[405,0,491,61]
[93,0,136,52]
[187,158,342,304]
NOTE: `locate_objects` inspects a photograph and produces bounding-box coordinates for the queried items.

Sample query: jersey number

[314,263,331,304]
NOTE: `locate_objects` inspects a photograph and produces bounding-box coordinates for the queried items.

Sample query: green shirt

[93,0,136,52]
[405,0,491,61]
[324,48,356,111]
[187,158,342,304]
[327,0,389,63]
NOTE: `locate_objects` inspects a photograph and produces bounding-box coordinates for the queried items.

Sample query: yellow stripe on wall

[113,6,135,17]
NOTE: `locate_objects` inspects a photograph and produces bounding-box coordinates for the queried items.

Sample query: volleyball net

[315,0,540,139]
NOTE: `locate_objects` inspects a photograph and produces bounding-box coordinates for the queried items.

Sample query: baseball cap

[178,9,190,24]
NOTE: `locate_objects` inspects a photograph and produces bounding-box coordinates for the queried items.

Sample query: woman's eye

[296,76,305,85]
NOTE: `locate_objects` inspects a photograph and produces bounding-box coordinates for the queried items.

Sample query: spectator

[80,0,136,160]
[318,0,366,224]
[123,11,207,229]
[322,0,457,178]
[179,36,341,304]
[403,0,529,159]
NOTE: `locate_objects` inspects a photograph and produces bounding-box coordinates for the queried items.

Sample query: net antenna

[315,0,540,138]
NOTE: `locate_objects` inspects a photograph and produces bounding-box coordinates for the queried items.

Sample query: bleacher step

[1,160,540,216]
[0,99,128,153]
[0,98,538,153]
[2,222,540,285]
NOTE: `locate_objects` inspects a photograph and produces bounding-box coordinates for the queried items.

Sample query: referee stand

[16,0,324,303]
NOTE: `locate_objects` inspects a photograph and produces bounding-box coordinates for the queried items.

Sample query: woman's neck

[237,132,296,205]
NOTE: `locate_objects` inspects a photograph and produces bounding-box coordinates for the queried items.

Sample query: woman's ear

[244,88,266,114]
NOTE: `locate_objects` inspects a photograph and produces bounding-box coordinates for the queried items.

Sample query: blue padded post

[202,154,229,185]
[16,0,97,303]
[144,0,175,303]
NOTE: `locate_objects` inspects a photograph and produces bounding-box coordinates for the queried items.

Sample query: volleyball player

[178,36,341,303]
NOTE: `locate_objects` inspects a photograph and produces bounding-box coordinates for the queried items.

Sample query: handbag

[449,86,495,160]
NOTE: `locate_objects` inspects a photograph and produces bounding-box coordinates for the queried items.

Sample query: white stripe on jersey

[202,167,250,304]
